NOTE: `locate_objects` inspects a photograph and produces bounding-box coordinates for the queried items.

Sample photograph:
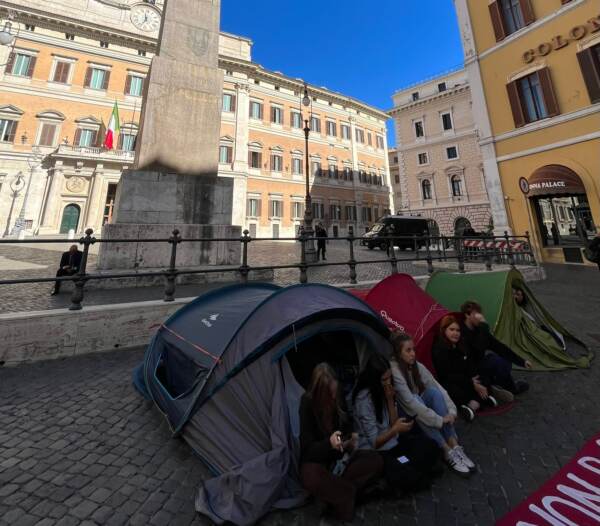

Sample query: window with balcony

[0,119,18,143]
[248,151,262,169]
[51,61,72,84]
[343,167,353,181]
[422,180,432,200]
[119,133,137,151]
[489,0,535,42]
[84,67,110,90]
[507,69,558,127]
[6,53,37,78]
[328,164,337,179]
[219,145,233,164]
[270,154,283,172]
[37,123,57,147]
[126,75,144,96]
[75,128,98,147]
[249,101,263,119]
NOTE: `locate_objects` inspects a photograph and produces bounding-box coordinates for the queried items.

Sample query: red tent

[349,274,448,372]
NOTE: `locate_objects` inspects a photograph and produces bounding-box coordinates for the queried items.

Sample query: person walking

[316,222,328,261]
[390,331,475,476]
[51,244,83,295]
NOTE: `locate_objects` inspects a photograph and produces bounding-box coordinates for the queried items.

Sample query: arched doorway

[527,165,595,254]
[454,217,472,237]
[60,204,81,234]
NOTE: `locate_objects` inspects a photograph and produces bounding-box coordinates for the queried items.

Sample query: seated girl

[299,363,382,522]
[431,315,497,422]
[390,331,475,476]
[352,353,441,492]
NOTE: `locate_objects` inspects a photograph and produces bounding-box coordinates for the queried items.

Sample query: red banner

[497,433,600,525]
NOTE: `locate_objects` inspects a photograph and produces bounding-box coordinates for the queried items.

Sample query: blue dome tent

[133,282,391,525]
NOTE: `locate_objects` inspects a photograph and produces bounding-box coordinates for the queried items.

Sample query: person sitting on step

[51,244,82,295]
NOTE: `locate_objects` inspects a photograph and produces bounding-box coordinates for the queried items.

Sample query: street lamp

[2,171,25,237]
[300,82,317,263]
[11,147,43,237]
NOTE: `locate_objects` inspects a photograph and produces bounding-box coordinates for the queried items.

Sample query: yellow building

[0,0,391,240]
[454,0,600,264]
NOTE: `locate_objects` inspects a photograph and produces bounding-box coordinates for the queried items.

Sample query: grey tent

[133,282,391,525]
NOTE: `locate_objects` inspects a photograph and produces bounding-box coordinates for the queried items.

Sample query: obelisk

[98,0,240,270]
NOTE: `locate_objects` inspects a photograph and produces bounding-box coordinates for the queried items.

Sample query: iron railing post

[389,232,398,275]
[299,232,308,284]
[525,230,536,266]
[347,226,357,285]
[485,235,493,271]
[239,229,251,284]
[505,230,516,268]
[69,228,95,311]
[442,235,447,261]
[164,229,181,302]
[457,236,466,274]
[413,234,419,260]
[436,236,442,261]
[426,236,434,275]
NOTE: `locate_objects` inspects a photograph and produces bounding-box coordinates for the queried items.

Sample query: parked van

[361,216,430,250]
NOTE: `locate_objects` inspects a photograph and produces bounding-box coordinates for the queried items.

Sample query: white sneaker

[453,445,475,471]
[459,405,475,422]
[446,448,470,476]
[487,395,498,408]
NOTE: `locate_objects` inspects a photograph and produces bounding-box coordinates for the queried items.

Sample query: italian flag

[103,101,120,149]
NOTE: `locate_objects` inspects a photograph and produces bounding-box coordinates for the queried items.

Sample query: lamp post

[3,171,25,237]
[301,82,317,263]
[11,147,42,238]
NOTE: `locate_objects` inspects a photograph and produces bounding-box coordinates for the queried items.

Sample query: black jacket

[299,394,351,465]
[460,321,525,367]
[59,250,83,272]
[315,227,327,248]
[431,338,477,389]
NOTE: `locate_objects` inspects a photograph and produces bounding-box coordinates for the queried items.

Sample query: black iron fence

[0,227,536,311]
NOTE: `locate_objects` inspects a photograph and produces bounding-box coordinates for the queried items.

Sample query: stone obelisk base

[97,170,241,270]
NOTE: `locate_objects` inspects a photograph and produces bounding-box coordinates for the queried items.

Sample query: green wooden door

[60,204,81,234]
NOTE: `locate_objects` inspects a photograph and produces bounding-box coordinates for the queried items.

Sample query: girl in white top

[390,331,476,476]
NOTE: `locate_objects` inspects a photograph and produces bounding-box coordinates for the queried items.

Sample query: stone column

[83,163,104,231]
[233,82,250,173]
[40,162,63,231]
[381,129,393,213]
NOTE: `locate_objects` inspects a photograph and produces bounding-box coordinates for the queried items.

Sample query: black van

[361,216,430,250]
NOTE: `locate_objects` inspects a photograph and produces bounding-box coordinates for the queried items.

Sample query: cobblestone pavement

[0,241,434,313]
[0,265,599,525]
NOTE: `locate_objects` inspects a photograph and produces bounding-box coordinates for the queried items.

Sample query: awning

[528,165,586,197]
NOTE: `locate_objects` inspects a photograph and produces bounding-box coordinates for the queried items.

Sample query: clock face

[130,5,161,32]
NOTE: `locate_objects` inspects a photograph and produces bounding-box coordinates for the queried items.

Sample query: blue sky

[221,0,465,145]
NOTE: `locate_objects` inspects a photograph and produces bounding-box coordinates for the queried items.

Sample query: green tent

[426,269,593,371]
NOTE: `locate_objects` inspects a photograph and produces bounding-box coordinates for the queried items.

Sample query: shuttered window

[7,53,37,77]
[248,151,262,169]
[38,123,57,146]
[219,145,233,164]
[577,44,600,104]
[76,129,98,147]
[271,106,283,124]
[85,67,110,90]
[310,116,321,133]
[222,93,236,112]
[126,75,144,96]
[0,119,18,142]
[52,61,71,84]
[292,158,303,175]
[270,154,283,172]
[247,198,261,217]
[291,112,302,129]
[489,0,534,42]
[249,101,263,119]
[507,68,559,127]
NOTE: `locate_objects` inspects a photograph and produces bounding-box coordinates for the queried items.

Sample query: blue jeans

[478,352,516,392]
[414,387,457,448]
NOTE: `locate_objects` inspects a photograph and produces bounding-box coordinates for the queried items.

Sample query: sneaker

[459,405,475,422]
[453,445,476,471]
[488,395,499,407]
[513,380,529,395]
[490,385,514,404]
[446,448,470,477]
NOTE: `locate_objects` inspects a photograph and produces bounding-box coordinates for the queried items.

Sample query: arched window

[451,175,463,197]
[422,179,432,200]
[454,217,472,237]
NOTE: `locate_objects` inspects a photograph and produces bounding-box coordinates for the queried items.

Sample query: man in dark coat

[460,301,532,398]
[51,245,83,295]
[315,223,328,261]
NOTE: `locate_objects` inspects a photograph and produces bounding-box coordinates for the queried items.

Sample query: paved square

[0,265,598,525]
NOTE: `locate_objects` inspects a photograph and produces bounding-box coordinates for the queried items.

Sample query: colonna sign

[522,14,600,64]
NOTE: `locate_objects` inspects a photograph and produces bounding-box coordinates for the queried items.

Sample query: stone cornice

[388,85,471,116]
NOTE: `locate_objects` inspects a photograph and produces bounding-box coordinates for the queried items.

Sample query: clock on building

[130,4,161,32]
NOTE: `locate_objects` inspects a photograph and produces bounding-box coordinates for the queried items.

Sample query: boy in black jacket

[460,301,532,399]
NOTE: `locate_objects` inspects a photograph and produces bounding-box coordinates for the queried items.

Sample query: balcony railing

[53,144,135,162]
[0,229,537,312]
